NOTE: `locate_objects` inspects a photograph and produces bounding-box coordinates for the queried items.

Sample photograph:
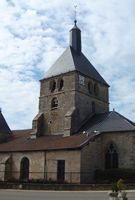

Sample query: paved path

[0,190,135,200]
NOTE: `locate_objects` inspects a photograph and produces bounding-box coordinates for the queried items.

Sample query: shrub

[117,179,126,191]
[95,168,135,183]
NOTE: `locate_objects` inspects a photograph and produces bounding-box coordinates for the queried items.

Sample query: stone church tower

[32,21,109,137]
[1,19,135,185]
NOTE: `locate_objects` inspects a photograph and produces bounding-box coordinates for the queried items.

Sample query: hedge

[95,168,135,183]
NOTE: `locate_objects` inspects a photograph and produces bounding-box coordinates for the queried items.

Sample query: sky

[0,0,135,130]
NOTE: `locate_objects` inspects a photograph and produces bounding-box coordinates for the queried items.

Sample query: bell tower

[32,21,109,137]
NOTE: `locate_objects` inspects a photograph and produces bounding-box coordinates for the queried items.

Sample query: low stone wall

[0,182,135,190]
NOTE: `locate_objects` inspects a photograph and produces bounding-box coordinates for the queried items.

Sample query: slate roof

[0,111,12,134]
[44,47,109,86]
[81,111,135,134]
[0,129,90,152]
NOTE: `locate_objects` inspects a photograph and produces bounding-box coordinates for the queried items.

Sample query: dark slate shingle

[81,111,135,134]
[44,47,109,86]
[0,111,12,134]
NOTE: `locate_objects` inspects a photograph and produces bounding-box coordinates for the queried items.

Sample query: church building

[0,20,135,183]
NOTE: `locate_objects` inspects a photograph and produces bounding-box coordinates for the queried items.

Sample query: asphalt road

[0,190,135,200]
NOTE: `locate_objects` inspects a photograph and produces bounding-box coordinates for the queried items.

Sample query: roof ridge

[79,138,90,147]
[77,113,95,132]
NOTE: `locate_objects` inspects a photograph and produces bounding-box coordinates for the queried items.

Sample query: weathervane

[74,5,77,25]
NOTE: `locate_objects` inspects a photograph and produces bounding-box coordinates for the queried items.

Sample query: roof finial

[74,5,77,25]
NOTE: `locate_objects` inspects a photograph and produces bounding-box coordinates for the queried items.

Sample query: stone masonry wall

[100,131,135,169]
[81,137,102,183]
[0,150,81,183]
[81,131,135,183]
[39,72,76,135]
[36,71,109,136]
[75,72,109,127]
[12,152,45,180]
[46,150,80,183]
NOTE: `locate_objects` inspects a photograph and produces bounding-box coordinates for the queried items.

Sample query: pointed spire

[69,6,81,55]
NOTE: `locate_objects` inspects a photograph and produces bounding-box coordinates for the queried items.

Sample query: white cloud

[0,0,135,130]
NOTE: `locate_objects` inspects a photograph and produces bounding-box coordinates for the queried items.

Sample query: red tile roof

[0,129,90,152]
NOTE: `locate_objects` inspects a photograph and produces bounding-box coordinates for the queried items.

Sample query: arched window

[20,157,30,181]
[51,97,58,109]
[105,143,118,169]
[58,78,64,91]
[94,83,99,96]
[50,80,56,92]
[92,101,95,113]
[88,81,93,94]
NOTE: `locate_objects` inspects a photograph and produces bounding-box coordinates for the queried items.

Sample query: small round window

[88,82,93,94]
[50,80,56,92]
[58,78,64,91]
